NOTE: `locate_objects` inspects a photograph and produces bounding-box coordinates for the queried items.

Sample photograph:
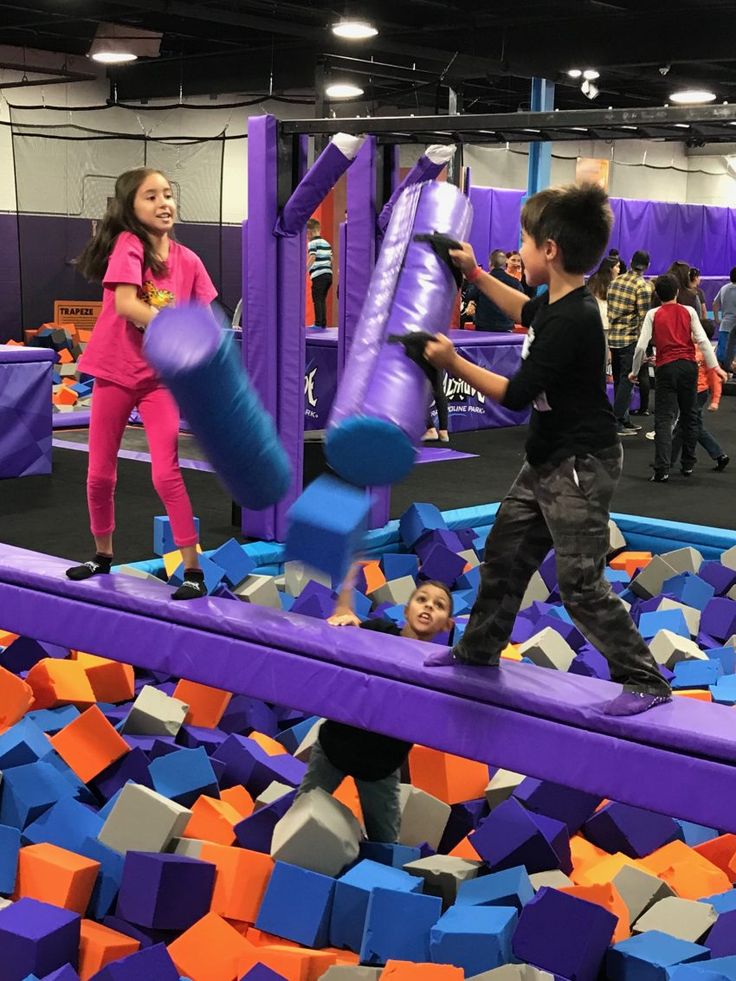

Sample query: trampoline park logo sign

[304,363,318,419]
[444,374,485,406]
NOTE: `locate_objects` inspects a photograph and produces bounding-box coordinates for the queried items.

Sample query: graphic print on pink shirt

[78,230,217,388]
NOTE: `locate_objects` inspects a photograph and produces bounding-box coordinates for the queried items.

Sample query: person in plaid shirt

[607,250,652,435]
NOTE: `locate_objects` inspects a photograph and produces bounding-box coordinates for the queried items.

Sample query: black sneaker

[649,472,669,483]
[617,425,639,437]
[715,455,730,472]
[172,569,207,600]
[66,555,112,581]
[624,422,642,432]
[631,409,651,416]
[681,467,694,477]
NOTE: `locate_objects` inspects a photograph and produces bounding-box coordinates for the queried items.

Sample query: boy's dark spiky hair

[521,183,613,275]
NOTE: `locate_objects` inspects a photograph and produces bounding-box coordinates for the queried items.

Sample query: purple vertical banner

[273,138,308,540]
[242,115,279,540]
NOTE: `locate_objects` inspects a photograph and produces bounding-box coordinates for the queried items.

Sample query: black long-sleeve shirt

[500,286,618,466]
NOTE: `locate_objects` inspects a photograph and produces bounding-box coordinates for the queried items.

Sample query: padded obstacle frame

[3,542,736,834]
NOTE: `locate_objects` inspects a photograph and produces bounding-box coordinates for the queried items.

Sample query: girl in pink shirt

[66,167,217,599]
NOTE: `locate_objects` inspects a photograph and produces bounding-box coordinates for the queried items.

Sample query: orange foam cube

[501,644,522,661]
[0,664,34,734]
[674,690,713,702]
[16,843,100,914]
[694,833,736,883]
[249,731,287,756]
[610,551,652,574]
[50,705,129,783]
[640,840,700,876]
[78,919,140,980]
[569,835,608,880]
[57,348,74,364]
[168,913,258,981]
[360,559,385,594]
[448,836,480,860]
[53,387,78,405]
[4,339,24,347]
[560,882,630,942]
[219,785,255,819]
[382,962,464,979]
[26,658,96,710]
[576,852,642,887]
[0,630,19,646]
[173,679,232,729]
[409,745,489,805]
[183,795,244,845]
[255,945,338,980]
[75,652,135,703]
[658,858,731,899]
[200,844,274,923]
[334,776,364,826]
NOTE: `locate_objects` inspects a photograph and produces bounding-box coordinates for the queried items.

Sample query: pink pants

[87,379,199,547]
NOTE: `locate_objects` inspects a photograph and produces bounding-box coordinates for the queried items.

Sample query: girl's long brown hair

[76,168,174,283]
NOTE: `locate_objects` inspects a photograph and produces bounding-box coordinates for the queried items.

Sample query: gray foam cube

[633,897,717,942]
[403,854,482,908]
[468,967,554,981]
[517,627,576,671]
[398,784,451,850]
[649,629,708,668]
[630,556,680,599]
[121,684,189,737]
[720,545,736,572]
[171,838,205,858]
[519,572,550,611]
[458,549,481,569]
[284,561,332,597]
[529,870,574,891]
[98,783,191,855]
[369,576,417,607]
[321,968,382,980]
[608,520,627,555]
[657,598,701,637]
[271,787,361,877]
[255,782,294,810]
[235,574,282,609]
[294,720,323,762]
[484,769,526,811]
[0,898,12,911]
[612,864,675,923]
[117,565,166,584]
[660,547,703,575]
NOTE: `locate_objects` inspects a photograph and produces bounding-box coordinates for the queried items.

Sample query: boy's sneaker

[617,425,639,437]
[645,430,656,441]
[680,467,694,477]
[649,472,669,483]
[714,454,730,472]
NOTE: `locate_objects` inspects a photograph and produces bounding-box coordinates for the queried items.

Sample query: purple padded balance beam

[2,542,736,833]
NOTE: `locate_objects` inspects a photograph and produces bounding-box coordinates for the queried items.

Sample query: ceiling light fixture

[332,19,378,39]
[88,23,161,64]
[670,89,717,104]
[581,79,599,100]
[567,69,582,79]
[583,69,600,81]
[325,81,364,99]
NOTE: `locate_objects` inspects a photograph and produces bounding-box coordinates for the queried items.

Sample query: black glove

[387,331,438,387]
[413,231,464,289]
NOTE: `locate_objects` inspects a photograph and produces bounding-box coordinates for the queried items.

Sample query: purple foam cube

[101,915,175,950]
[234,791,296,853]
[512,778,601,835]
[418,544,467,586]
[701,598,736,642]
[239,967,289,981]
[289,580,338,619]
[177,725,229,755]
[583,801,679,858]
[512,887,617,981]
[698,562,736,597]
[534,614,586,651]
[87,942,179,980]
[91,748,153,801]
[569,645,611,681]
[2,637,68,674]
[538,550,558,590]
[415,529,465,561]
[220,695,279,737]
[0,897,80,981]
[116,852,216,931]
[212,734,305,796]
[510,617,539,645]
[705,909,736,957]
[438,798,490,854]
[399,503,447,548]
[469,798,570,874]
[40,967,81,981]
[520,601,556,624]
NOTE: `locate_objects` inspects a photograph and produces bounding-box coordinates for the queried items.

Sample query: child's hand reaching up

[327,612,361,627]
[448,241,478,275]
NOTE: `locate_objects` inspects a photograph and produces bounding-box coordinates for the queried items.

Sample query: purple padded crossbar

[1,543,736,833]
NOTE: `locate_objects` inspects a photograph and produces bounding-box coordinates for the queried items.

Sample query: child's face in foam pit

[404,583,453,640]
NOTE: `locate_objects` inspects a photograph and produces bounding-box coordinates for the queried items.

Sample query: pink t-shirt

[78,231,218,388]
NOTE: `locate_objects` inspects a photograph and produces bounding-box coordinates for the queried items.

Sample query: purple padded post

[276,136,364,236]
[377,146,454,234]
[0,347,56,478]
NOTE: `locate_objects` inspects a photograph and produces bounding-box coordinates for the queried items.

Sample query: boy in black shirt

[294,579,454,842]
[425,184,671,717]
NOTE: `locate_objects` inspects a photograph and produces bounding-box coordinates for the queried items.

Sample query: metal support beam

[527,77,555,195]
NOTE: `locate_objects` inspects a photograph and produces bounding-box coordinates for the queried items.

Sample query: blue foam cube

[285,474,372,587]
[208,538,256,587]
[0,718,54,769]
[255,861,335,948]
[358,842,422,868]
[671,956,736,981]
[76,836,124,920]
[662,574,715,612]
[0,762,78,830]
[706,647,736,675]
[359,887,443,966]
[701,891,736,915]
[430,904,518,976]
[672,659,724,690]
[22,797,103,852]
[710,676,736,706]
[607,930,711,981]
[25,707,80,736]
[455,864,533,912]
[38,967,81,981]
[0,824,21,894]
[153,516,200,557]
[330,859,423,953]
[639,609,690,641]
[381,554,419,581]
[675,820,718,847]
[169,554,225,595]
[148,747,219,808]
[399,503,447,549]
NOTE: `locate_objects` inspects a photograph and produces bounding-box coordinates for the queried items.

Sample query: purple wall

[0,214,242,343]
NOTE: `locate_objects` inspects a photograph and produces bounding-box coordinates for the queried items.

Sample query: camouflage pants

[455,444,670,695]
